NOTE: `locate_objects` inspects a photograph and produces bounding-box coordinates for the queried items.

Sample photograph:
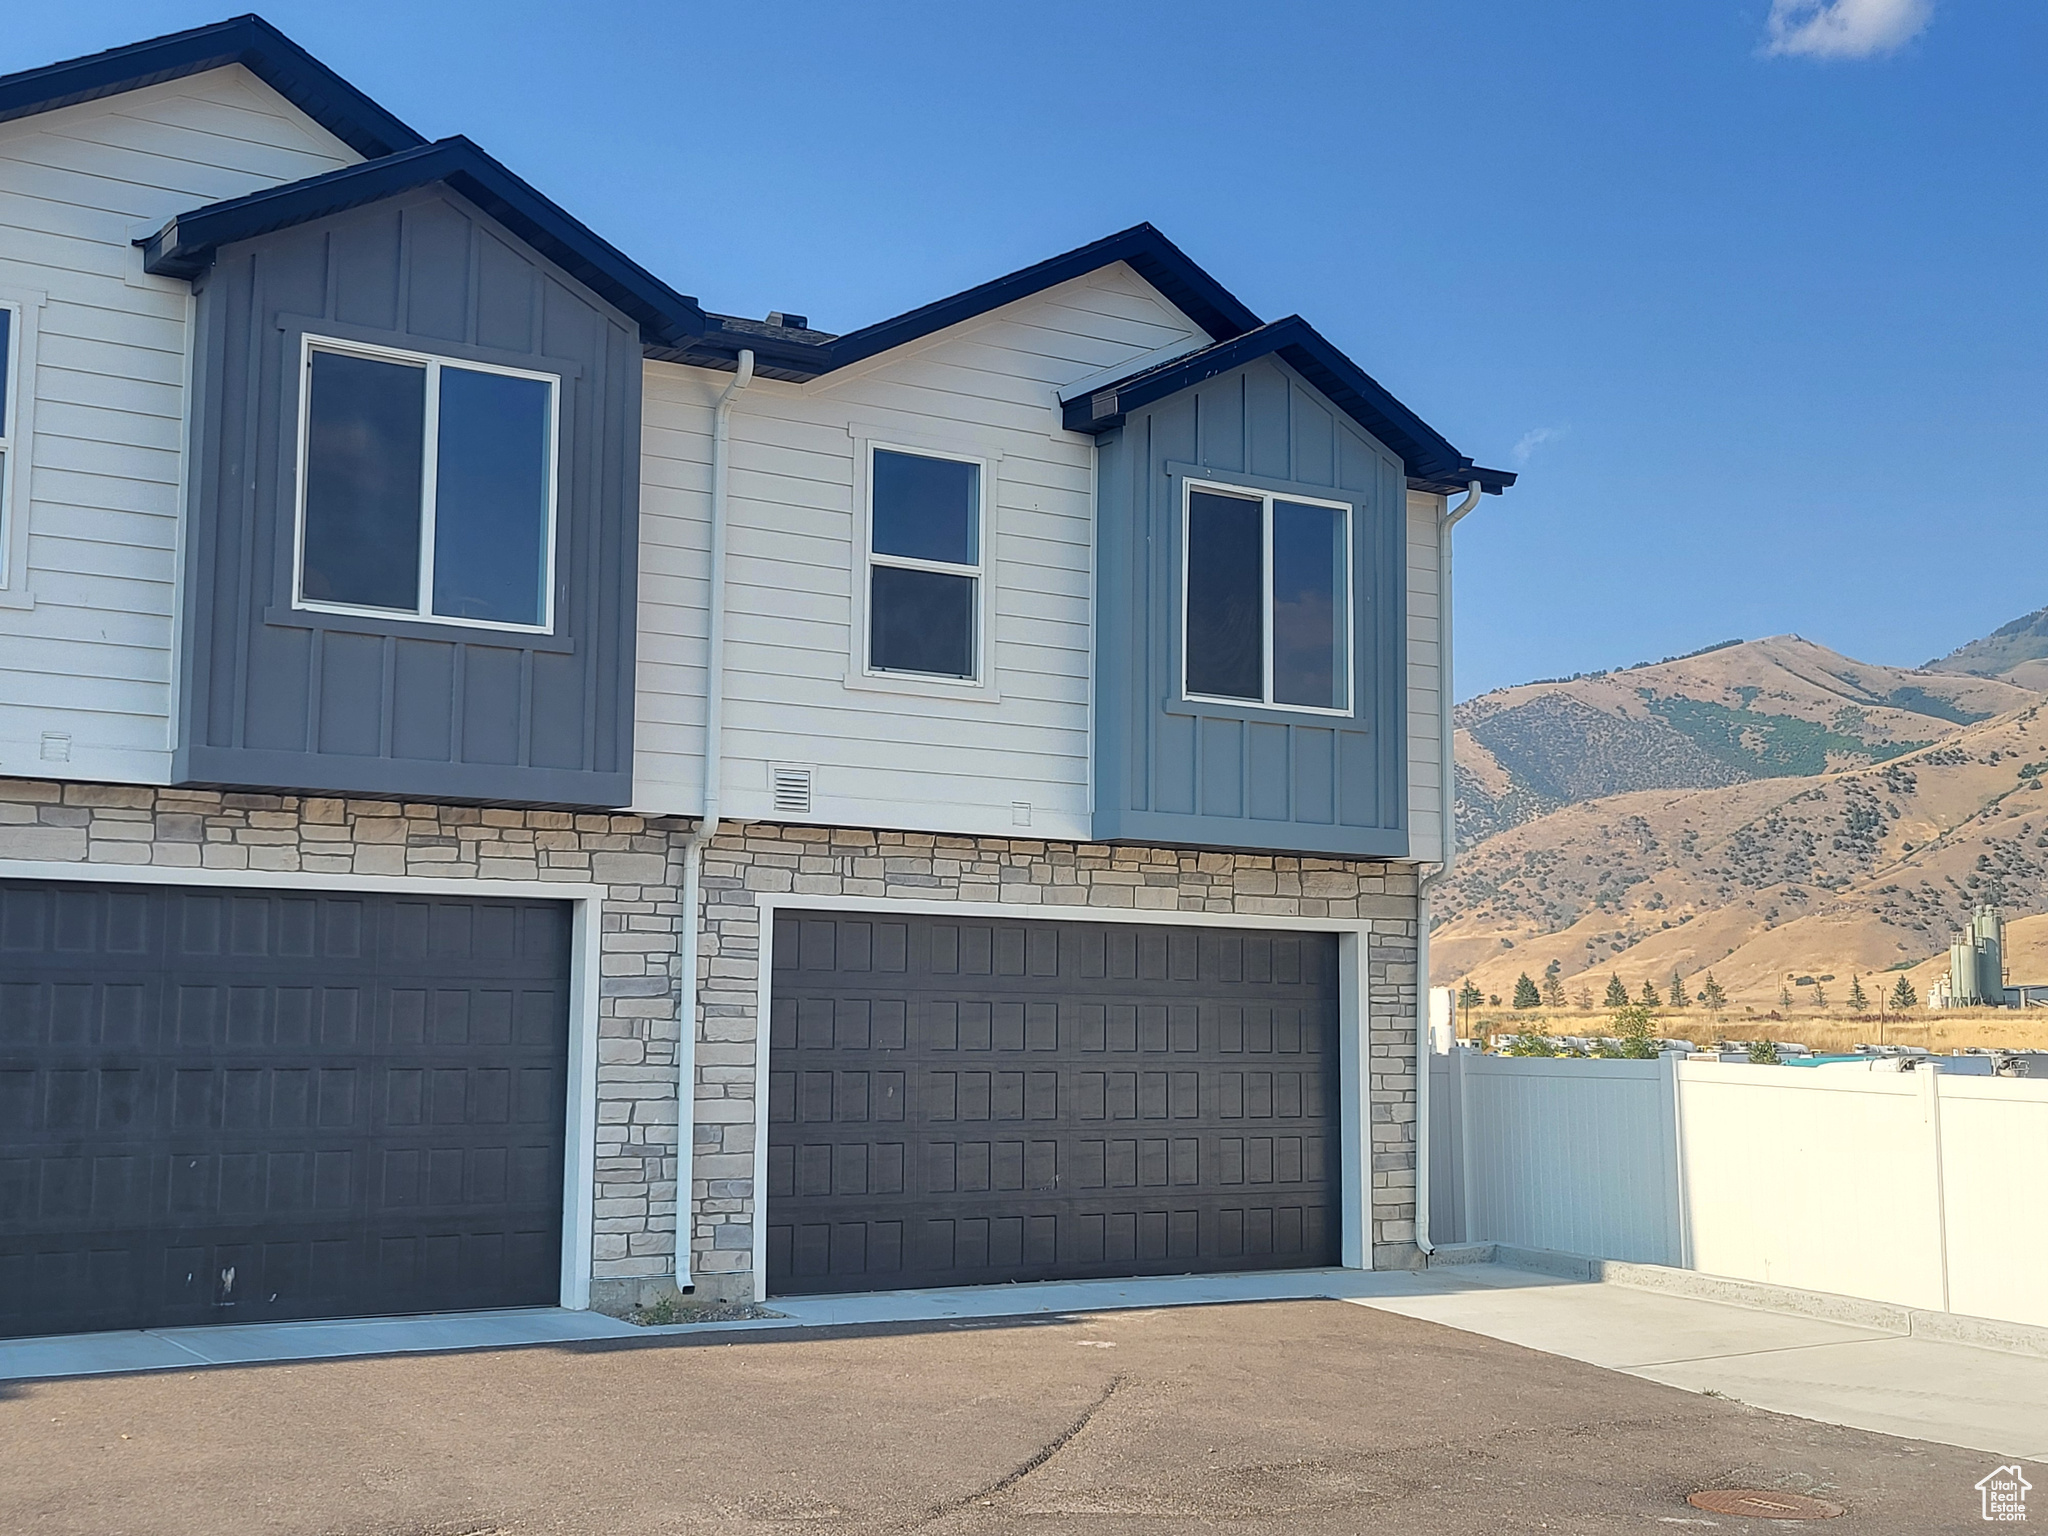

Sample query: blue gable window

[297,337,559,633]
[1091,356,1410,859]
[1184,481,1351,715]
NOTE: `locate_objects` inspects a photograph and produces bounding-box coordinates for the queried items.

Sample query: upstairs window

[1183,482,1352,714]
[865,445,984,681]
[294,337,558,632]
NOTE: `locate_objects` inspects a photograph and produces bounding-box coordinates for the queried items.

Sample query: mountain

[1454,635,2039,846]
[1432,700,2048,1011]
[1926,604,2048,688]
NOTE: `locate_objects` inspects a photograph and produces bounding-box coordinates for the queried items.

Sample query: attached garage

[765,910,1346,1296]
[0,878,573,1340]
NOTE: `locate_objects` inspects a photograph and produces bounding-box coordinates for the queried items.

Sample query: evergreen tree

[1779,981,1793,1010]
[1513,973,1542,1010]
[1698,972,1728,1011]
[1847,974,1869,1011]
[1667,970,1688,1009]
[1541,959,1566,1008]
[1458,977,1484,1011]
[1812,979,1828,1007]
[1890,974,1918,1009]
[1638,977,1661,1007]
[1603,973,1629,1008]
[1575,986,1595,1011]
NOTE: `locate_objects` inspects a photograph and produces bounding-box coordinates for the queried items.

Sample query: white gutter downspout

[674,348,753,1293]
[1413,479,1482,1261]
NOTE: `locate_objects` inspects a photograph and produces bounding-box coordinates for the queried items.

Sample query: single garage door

[0,878,571,1339]
[767,911,1342,1295]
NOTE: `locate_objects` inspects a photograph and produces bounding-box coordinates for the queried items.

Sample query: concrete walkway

[5,1261,2043,1461]
[1343,1261,2048,1461]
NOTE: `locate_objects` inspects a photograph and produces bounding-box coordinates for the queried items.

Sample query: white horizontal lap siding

[0,68,357,785]
[634,263,1204,838]
[1405,490,1444,856]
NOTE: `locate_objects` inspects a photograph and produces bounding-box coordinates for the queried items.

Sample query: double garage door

[768,911,1343,1295]
[0,878,571,1340]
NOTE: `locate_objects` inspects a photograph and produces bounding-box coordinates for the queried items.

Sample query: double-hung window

[294,337,558,631]
[864,445,984,681]
[1182,481,1353,714]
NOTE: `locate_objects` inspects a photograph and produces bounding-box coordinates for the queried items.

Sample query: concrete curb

[1444,1242,2048,1358]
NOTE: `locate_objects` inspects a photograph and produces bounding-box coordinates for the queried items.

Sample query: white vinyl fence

[1429,1053,2048,1328]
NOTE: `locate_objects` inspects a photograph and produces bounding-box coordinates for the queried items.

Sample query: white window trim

[0,290,46,608]
[1180,476,1356,718]
[745,892,1377,1299]
[290,332,562,636]
[844,435,1002,702]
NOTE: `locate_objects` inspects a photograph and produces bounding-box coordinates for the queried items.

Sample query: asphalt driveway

[0,1299,2015,1534]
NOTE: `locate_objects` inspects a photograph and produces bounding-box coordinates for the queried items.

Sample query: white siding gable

[0,67,357,786]
[635,262,1205,839]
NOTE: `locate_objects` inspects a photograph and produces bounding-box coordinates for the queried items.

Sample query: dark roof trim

[0,14,424,160]
[1060,316,1515,494]
[141,137,706,348]
[814,223,1264,373]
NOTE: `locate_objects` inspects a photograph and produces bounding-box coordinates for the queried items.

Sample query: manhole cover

[1688,1489,1846,1520]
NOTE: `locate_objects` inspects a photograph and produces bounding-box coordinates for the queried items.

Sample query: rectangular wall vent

[770,763,813,816]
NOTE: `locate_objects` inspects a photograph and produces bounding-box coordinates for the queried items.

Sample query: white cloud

[1764,0,1933,59]
[1512,426,1566,466]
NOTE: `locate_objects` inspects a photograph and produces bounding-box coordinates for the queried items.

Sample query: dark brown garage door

[767,911,1341,1295]
[0,879,571,1339]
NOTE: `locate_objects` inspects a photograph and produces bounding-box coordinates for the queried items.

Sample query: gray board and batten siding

[176,185,643,807]
[1093,355,1409,859]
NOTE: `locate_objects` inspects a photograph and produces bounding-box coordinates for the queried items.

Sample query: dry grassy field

[1456,1006,2048,1054]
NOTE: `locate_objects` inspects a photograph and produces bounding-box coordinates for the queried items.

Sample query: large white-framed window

[292,333,560,634]
[859,440,989,685]
[1181,477,1354,716]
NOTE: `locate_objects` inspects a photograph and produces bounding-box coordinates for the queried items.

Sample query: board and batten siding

[1091,355,1411,859]
[176,186,643,806]
[1405,488,1445,860]
[0,67,359,790]
[634,263,1206,839]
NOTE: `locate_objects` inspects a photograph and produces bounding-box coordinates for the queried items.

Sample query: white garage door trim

[749,893,1374,1302]
[0,859,606,1313]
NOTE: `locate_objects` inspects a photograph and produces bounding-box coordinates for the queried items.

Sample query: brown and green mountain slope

[1926,603,2048,683]
[1454,635,2038,846]
[1433,701,2048,1011]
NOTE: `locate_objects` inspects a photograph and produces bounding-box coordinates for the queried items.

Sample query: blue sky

[10,1,2043,698]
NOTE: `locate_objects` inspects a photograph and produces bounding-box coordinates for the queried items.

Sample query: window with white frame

[294,336,559,631]
[1182,481,1353,714]
[864,445,984,681]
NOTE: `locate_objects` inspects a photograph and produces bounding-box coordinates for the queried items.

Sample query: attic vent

[770,764,813,816]
[1090,390,1119,421]
[766,311,808,330]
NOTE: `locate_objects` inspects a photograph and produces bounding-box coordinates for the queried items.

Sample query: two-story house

[0,16,1509,1337]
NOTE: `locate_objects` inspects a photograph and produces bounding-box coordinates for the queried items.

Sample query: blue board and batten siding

[176,186,641,805]
[1093,356,1409,858]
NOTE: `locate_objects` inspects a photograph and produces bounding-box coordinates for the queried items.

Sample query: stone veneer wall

[0,778,1423,1310]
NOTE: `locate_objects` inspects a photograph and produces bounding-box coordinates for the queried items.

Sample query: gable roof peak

[0,13,424,159]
